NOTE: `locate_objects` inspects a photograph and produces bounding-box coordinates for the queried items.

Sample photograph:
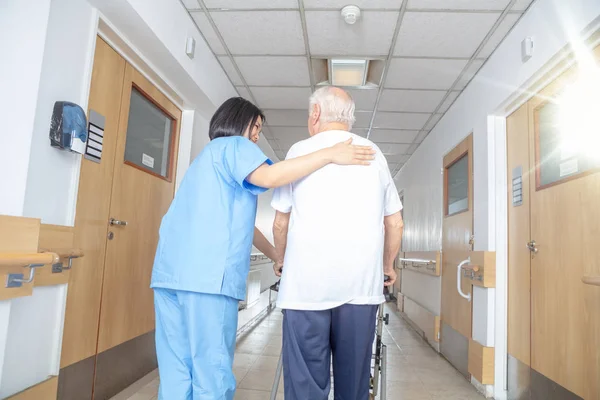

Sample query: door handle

[456,258,472,302]
[526,240,538,253]
[109,218,128,226]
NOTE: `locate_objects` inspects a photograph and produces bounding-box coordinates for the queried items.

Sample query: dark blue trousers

[282,304,378,400]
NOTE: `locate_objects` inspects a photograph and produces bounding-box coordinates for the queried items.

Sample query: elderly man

[271,86,404,400]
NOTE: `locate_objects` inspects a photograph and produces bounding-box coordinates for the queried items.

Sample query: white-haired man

[271,86,404,400]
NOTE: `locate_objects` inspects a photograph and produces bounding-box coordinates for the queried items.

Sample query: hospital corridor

[1,0,600,399]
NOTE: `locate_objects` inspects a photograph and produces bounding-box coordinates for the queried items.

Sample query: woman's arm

[246,139,374,189]
[253,227,278,262]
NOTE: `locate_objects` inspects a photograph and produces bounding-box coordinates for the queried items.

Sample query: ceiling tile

[347,89,379,111]
[270,127,311,144]
[204,0,298,9]
[414,129,430,143]
[182,0,200,9]
[275,148,286,157]
[354,111,373,128]
[191,12,226,55]
[236,86,252,99]
[304,0,403,8]
[379,89,446,112]
[406,0,510,10]
[438,91,461,113]
[218,56,243,86]
[373,112,431,129]
[251,87,312,110]
[261,126,275,140]
[369,129,419,143]
[235,56,310,86]
[264,110,308,126]
[406,143,418,154]
[478,13,520,58]
[512,0,535,11]
[306,11,399,56]
[455,59,485,90]
[394,12,500,58]
[385,58,467,90]
[399,154,411,163]
[267,138,282,151]
[378,143,412,155]
[385,153,410,164]
[211,11,305,55]
[423,114,443,131]
[353,128,369,137]
[387,162,399,171]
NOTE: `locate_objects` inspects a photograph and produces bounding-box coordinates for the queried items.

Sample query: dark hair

[209,97,265,141]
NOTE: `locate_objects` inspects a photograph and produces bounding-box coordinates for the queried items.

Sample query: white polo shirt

[271,130,402,311]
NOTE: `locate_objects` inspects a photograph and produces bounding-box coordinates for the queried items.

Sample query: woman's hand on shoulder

[327,138,375,166]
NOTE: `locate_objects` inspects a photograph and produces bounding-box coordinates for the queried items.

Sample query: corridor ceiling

[182,0,534,175]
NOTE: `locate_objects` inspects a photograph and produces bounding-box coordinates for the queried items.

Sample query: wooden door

[506,103,531,368]
[61,38,125,369]
[97,63,181,352]
[441,134,474,340]
[528,49,600,399]
[59,37,182,398]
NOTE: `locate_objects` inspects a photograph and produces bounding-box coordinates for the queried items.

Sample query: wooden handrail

[582,276,600,286]
[40,248,83,259]
[0,252,59,267]
[400,258,436,265]
[461,265,480,272]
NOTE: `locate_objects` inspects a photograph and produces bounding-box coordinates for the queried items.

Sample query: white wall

[401,270,441,315]
[394,0,600,396]
[0,0,54,394]
[125,0,237,110]
[88,0,237,117]
[395,0,600,252]
[0,0,279,396]
[23,0,96,226]
[190,112,211,162]
[0,1,52,217]
[0,0,96,396]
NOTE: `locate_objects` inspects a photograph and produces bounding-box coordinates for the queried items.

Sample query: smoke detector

[341,5,361,25]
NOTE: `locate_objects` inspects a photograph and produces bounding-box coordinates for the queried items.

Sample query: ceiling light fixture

[341,5,361,25]
[330,59,368,87]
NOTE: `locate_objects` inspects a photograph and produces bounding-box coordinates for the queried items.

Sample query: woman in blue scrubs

[150,97,374,400]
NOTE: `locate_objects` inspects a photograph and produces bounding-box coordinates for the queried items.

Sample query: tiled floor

[115,305,484,400]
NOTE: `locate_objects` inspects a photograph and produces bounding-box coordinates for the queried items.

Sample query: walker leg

[270,352,284,400]
[381,344,387,400]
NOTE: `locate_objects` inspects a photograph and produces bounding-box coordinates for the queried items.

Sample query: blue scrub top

[151,136,272,301]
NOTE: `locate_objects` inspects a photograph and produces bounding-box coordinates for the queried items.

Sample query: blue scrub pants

[282,304,378,400]
[154,288,238,400]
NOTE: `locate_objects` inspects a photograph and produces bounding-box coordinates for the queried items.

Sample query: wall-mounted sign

[512,166,523,207]
[85,110,105,164]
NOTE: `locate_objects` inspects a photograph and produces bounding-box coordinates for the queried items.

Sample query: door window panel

[535,85,600,189]
[446,154,469,215]
[124,87,174,179]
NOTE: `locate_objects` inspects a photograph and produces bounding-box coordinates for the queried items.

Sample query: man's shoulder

[286,136,320,159]
[348,133,381,152]
[285,130,384,161]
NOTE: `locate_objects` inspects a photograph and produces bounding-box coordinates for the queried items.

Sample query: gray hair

[309,86,356,129]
